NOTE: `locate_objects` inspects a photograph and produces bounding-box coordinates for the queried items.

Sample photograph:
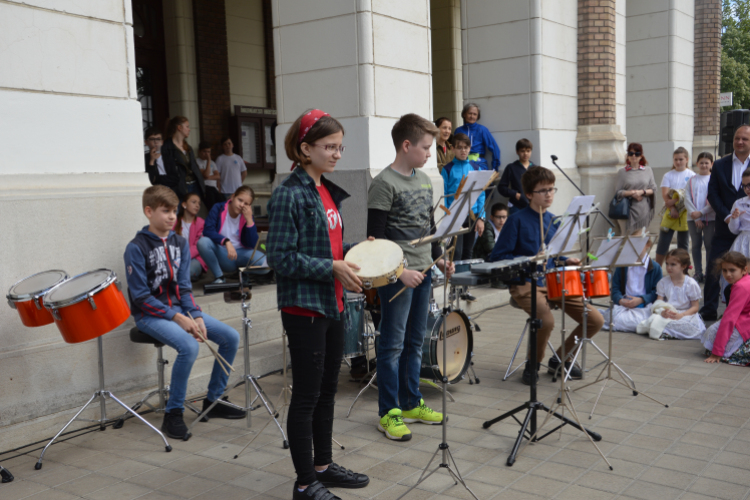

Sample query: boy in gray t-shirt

[367,114,454,442]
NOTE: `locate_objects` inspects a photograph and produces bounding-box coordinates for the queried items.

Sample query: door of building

[132,0,169,135]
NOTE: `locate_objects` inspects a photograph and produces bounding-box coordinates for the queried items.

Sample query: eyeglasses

[491,214,507,220]
[455,146,471,151]
[742,184,750,191]
[627,151,642,157]
[531,187,558,196]
[314,144,346,154]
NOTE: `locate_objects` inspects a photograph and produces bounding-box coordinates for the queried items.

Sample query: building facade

[0,0,720,443]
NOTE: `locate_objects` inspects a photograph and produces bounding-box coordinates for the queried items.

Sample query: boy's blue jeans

[197,237,269,278]
[376,271,432,417]
[135,307,239,412]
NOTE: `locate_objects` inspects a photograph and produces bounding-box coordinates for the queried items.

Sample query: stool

[112,328,170,429]
[503,297,561,381]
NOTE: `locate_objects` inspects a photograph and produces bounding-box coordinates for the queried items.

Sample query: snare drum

[421,310,473,384]
[344,239,406,289]
[584,268,610,298]
[343,294,366,358]
[545,267,583,300]
[6,270,69,327]
[44,269,130,343]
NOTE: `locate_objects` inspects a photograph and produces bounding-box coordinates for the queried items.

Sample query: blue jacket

[610,259,662,306]
[441,158,486,218]
[488,206,562,284]
[454,122,501,171]
[203,200,259,249]
[124,227,202,321]
[707,153,745,242]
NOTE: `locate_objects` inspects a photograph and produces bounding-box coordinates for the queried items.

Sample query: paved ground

[1,304,749,500]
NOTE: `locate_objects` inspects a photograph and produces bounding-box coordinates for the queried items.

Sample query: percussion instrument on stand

[6,269,173,470]
[188,273,287,448]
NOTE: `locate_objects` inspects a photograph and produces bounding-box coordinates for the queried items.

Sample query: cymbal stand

[186,281,288,448]
[397,239,478,500]
[36,336,172,469]
[573,299,668,418]
[530,267,612,469]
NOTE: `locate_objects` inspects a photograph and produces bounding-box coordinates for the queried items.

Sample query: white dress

[701,321,745,358]
[719,197,750,300]
[599,258,652,332]
[657,276,706,340]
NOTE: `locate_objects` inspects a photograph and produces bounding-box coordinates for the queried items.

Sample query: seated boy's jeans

[135,307,239,411]
[196,236,270,278]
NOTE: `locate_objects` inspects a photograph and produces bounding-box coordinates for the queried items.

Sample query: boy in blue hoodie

[124,186,245,440]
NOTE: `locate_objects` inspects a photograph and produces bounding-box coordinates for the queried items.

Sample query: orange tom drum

[7,270,69,327]
[545,267,583,301]
[584,268,610,298]
[44,269,130,343]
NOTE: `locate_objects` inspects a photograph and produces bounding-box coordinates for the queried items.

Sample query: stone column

[272,1,435,242]
[693,0,721,162]
[576,0,626,233]
[431,0,463,126]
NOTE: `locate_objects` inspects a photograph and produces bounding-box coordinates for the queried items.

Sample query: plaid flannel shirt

[266,167,354,322]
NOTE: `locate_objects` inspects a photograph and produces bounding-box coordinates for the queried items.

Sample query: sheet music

[545,195,596,256]
[592,234,649,268]
[434,170,494,239]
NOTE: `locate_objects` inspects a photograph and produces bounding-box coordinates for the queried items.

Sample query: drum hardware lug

[33,295,43,310]
[573,335,580,345]
[87,294,97,310]
[388,275,398,284]
[363,281,372,289]
[8,299,16,310]
[115,280,123,291]
[51,309,61,321]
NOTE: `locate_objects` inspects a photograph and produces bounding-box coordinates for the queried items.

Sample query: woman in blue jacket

[599,240,663,332]
[453,103,501,172]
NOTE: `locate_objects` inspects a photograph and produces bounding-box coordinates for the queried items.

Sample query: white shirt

[220,212,242,248]
[656,276,702,312]
[494,227,501,245]
[196,158,219,189]
[660,168,695,190]
[685,174,715,222]
[625,256,649,298]
[728,196,750,234]
[182,221,192,239]
[216,154,247,195]
[732,153,750,191]
[153,156,166,176]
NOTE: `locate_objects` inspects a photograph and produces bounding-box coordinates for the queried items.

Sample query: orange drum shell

[14,298,55,327]
[545,269,583,301]
[52,283,131,343]
[585,269,610,298]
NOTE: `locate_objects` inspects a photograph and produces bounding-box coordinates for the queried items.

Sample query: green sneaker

[377,409,412,441]
[401,399,443,425]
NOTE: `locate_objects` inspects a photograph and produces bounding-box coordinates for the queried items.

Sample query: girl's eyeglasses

[314,144,346,154]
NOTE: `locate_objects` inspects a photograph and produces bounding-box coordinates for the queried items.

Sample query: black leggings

[282,312,345,485]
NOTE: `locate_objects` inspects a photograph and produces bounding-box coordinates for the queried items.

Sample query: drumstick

[388,246,455,303]
[186,312,234,375]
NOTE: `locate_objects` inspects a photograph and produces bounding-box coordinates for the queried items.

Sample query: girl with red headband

[266,110,370,500]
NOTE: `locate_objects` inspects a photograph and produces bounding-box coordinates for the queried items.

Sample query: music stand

[573,235,669,417]
[395,170,496,500]
[482,204,608,468]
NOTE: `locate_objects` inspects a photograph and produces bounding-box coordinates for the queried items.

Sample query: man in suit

[700,125,750,320]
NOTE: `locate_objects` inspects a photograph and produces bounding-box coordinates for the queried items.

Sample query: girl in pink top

[702,251,750,365]
[174,192,207,281]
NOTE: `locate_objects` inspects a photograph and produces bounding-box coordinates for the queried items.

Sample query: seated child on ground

[174,192,207,281]
[702,252,750,366]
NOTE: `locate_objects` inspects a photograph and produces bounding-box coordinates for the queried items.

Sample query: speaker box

[720,109,750,157]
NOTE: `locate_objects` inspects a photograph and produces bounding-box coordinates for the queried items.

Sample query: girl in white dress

[728,168,750,256]
[656,248,706,340]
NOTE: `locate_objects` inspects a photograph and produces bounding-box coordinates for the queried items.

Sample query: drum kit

[6,269,172,470]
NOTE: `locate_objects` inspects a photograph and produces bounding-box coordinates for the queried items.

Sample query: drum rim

[6,270,69,302]
[43,269,119,309]
[548,266,581,273]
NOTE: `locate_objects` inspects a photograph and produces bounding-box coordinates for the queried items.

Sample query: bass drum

[420,310,473,384]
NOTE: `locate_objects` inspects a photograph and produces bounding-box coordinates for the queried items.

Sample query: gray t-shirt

[368,166,433,271]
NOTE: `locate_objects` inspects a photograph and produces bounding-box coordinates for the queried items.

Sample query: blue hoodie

[441,158,486,218]
[124,226,202,321]
[453,121,501,171]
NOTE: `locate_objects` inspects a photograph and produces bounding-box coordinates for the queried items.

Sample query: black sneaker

[317,463,370,489]
[161,408,188,439]
[202,397,246,419]
[292,481,341,500]
[695,273,705,283]
[547,357,582,379]
[521,362,539,386]
[460,291,477,302]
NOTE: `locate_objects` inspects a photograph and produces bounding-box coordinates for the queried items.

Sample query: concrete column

[460,0,580,213]
[431,0,463,126]
[626,0,695,171]
[576,0,626,231]
[272,1,435,241]
[693,0,721,162]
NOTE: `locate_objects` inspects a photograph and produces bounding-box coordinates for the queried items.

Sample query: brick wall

[192,0,231,146]
[577,0,617,125]
[694,0,721,137]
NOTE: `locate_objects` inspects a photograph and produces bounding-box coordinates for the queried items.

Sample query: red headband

[292,109,330,170]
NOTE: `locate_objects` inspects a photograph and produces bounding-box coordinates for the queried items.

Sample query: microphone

[551,155,558,162]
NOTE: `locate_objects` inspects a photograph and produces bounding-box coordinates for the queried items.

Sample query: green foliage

[722,1,750,110]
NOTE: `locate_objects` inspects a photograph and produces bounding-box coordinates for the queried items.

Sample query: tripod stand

[186,279,288,447]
